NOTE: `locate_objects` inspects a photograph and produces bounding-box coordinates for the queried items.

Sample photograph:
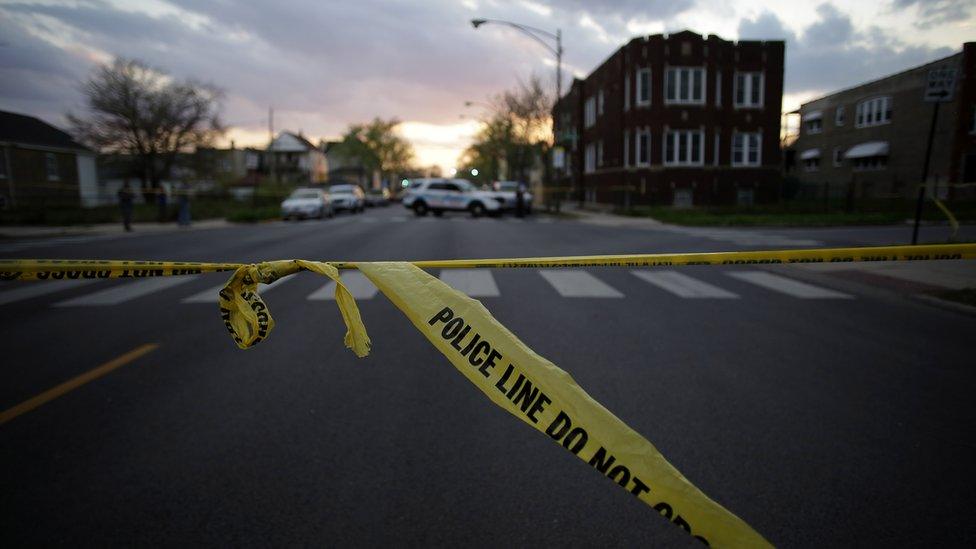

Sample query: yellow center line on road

[0,343,159,426]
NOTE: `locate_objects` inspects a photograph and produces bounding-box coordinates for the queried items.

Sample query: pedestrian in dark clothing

[156,186,168,222]
[177,183,191,226]
[515,182,526,218]
[117,183,134,232]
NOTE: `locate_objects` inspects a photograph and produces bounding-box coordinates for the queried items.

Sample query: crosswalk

[0,269,853,307]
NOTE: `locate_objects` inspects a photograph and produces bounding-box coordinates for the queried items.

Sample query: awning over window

[800,148,821,160]
[845,141,889,159]
[801,110,822,122]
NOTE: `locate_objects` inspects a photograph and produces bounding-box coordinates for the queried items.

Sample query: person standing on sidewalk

[156,185,168,222]
[117,182,134,232]
[177,182,192,227]
[515,181,527,218]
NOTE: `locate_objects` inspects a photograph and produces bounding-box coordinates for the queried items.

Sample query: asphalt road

[1,206,974,547]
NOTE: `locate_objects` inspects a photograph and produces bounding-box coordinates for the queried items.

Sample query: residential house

[790,42,976,201]
[0,110,97,208]
[553,30,785,208]
[267,131,328,185]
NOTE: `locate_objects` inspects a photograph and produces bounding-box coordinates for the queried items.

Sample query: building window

[853,156,887,171]
[624,73,631,111]
[855,96,892,128]
[803,158,820,172]
[636,128,651,166]
[732,132,761,166]
[45,152,59,181]
[715,70,722,107]
[665,67,705,105]
[597,140,604,167]
[833,147,844,167]
[805,118,823,134]
[584,96,596,128]
[733,72,763,108]
[584,143,596,173]
[597,89,604,116]
[0,148,7,179]
[713,133,720,166]
[636,68,651,106]
[835,106,845,126]
[664,129,704,166]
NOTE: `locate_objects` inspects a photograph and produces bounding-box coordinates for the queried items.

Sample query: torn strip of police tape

[3,242,975,548]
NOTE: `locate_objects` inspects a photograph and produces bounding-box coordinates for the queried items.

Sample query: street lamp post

[471,18,564,206]
[470,18,562,107]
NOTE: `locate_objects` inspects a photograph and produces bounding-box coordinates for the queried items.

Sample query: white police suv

[401,178,502,217]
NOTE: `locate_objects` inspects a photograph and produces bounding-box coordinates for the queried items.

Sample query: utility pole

[913,67,955,244]
[269,106,276,185]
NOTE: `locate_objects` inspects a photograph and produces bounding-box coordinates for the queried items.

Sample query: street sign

[924,67,956,102]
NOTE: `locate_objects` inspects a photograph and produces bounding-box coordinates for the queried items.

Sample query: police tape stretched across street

[3,242,975,547]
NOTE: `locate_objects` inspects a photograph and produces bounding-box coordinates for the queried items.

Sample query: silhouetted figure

[177,183,191,226]
[156,186,168,222]
[515,182,527,218]
[117,182,134,232]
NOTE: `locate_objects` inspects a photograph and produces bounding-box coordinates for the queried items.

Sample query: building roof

[270,131,317,152]
[0,110,91,152]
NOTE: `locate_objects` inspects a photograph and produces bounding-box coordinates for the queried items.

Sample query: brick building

[789,42,976,201]
[552,30,785,208]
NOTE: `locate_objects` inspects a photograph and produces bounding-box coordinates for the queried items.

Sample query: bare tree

[69,58,224,191]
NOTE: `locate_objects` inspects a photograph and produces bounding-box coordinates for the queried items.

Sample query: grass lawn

[624,201,976,227]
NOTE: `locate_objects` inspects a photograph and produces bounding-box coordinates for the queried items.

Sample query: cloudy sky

[1,0,973,169]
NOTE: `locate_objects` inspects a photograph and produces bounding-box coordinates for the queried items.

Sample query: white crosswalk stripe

[55,276,199,306]
[538,270,623,298]
[307,271,379,300]
[0,279,100,306]
[181,275,294,303]
[727,271,852,299]
[632,271,739,298]
[438,269,500,297]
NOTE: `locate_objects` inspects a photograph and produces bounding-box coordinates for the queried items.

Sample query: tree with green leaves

[459,75,552,184]
[335,118,415,186]
[69,58,224,191]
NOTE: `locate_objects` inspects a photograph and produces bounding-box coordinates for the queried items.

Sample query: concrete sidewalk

[792,259,976,291]
[0,218,232,239]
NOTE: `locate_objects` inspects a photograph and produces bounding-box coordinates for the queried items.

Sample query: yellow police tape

[3,242,976,547]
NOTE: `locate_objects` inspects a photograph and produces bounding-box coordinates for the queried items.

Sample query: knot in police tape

[218,259,370,356]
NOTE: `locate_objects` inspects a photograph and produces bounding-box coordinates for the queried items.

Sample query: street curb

[912,294,976,317]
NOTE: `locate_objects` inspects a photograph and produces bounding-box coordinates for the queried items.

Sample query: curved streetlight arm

[472,18,559,57]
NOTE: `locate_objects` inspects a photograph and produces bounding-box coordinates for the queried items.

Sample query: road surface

[1,207,974,546]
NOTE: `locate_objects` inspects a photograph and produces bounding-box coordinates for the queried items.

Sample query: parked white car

[401,178,502,217]
[492,180,533,214]
[281,187,332,220]
[329,183,366,213]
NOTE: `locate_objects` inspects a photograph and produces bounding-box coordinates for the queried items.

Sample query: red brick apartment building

[552,30,785,207]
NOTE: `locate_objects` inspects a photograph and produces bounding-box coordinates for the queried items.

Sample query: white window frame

[664,67,705,105]
[584,143,596,173]
[805,119,823,135]
[731,132,762,167]
[45,152,59,181]
[833,147,844,167]
[584,96,596,128]
[835,106,845,126]
[597,89,604,116]
[855,96,892,128]
[663,129,704,166]
[636,128,651,167]
[733,72,763,108]
[636,68,651,107]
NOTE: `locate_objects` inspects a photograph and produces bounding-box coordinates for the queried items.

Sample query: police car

[401,178,502,217]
